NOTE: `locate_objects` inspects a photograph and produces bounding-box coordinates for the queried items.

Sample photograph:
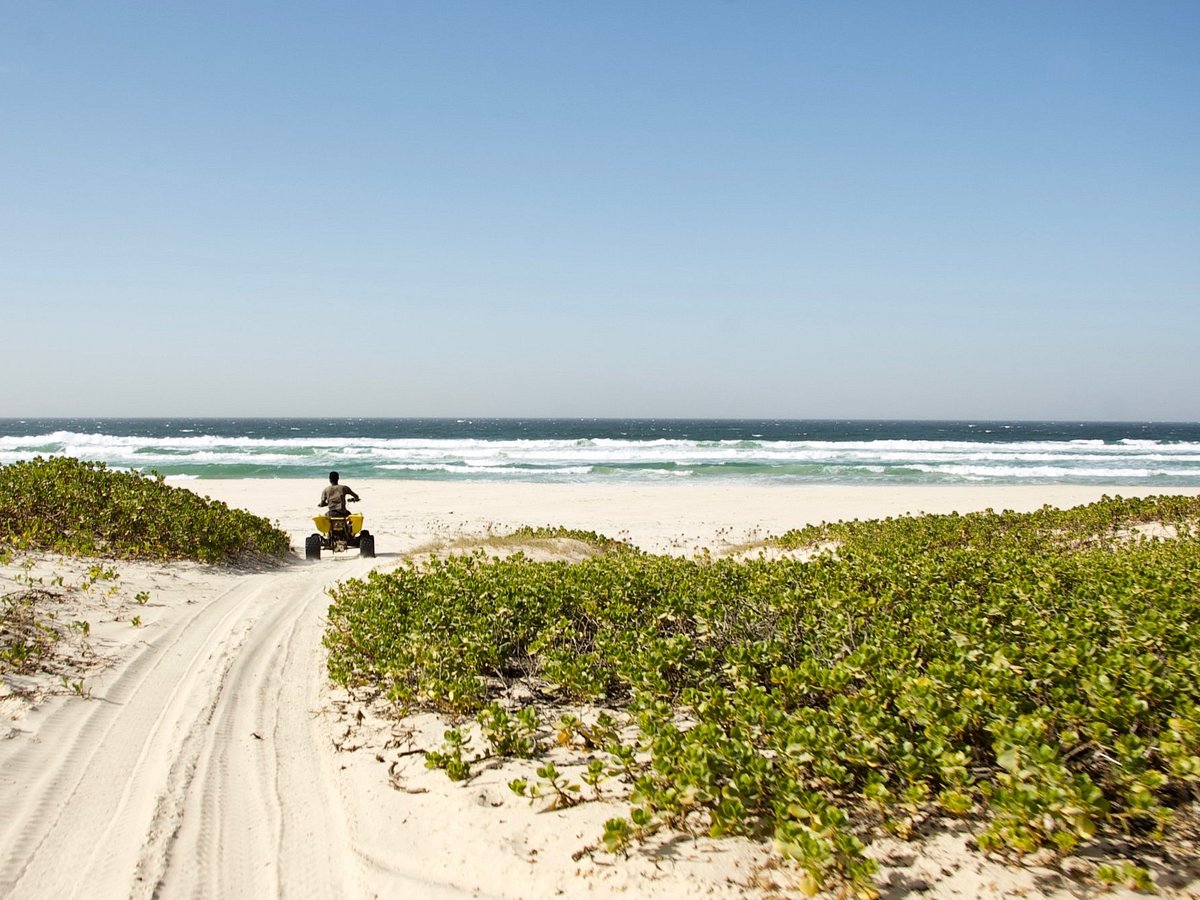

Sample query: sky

[2,1,1197,420]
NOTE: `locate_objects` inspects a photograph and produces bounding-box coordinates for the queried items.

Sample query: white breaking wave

[3,430,1199,484]
[909,464,1188,481]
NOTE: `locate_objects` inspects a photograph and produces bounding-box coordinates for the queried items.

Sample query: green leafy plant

[2,589,67,675]
[324,496,1200,895]
[0,456,290,562]
[526,762,583,810]
[477,703,542,758]
[425,728,473,781]
[1095,860,1154,892]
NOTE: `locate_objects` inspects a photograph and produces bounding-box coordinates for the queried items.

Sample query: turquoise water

[2,418,1199,485]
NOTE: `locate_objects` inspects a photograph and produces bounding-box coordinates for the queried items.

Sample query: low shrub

[0,456,291,562]
[324,495,1200,894]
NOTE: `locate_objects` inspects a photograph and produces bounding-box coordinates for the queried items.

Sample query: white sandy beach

[3,481,1198,899]
[184,479,1200,557]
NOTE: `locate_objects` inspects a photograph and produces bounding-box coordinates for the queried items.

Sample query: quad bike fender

[313,513,364,536]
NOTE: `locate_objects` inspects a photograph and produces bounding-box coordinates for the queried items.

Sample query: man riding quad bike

[306,471,375,559]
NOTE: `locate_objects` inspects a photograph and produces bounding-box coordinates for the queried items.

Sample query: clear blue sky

[3,1,1197,419]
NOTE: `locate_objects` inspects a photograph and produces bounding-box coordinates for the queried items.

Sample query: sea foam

[2,424,1199,486]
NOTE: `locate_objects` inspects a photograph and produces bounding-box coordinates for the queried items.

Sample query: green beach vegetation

[1,567,93,694]
[0,456,291,562]
[1,456,291,689]
[325,497,1200,896]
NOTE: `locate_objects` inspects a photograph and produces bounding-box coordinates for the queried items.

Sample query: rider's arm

[349,489,361,502]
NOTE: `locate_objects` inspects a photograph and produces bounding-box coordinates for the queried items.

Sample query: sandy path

[0,556,388,899]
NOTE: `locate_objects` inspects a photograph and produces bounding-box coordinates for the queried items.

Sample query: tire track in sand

[0,557,376,899]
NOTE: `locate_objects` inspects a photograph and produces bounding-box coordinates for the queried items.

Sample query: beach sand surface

[2,481,1198,899]
[188,479,1200,556]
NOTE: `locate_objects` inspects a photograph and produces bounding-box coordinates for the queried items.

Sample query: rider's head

[329,471,340,484]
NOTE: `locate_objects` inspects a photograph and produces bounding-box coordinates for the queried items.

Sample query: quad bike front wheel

[305,534,323,560]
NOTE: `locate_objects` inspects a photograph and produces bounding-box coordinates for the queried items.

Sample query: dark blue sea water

[2,418,1199,485]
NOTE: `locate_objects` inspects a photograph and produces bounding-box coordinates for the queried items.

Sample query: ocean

[2,418,1199,486]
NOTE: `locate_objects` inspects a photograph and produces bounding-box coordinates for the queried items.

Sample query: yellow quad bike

[306,508,375,560]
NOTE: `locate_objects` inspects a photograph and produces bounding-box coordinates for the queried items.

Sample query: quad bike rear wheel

[359,531,375,558]
[305,534,323,560]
